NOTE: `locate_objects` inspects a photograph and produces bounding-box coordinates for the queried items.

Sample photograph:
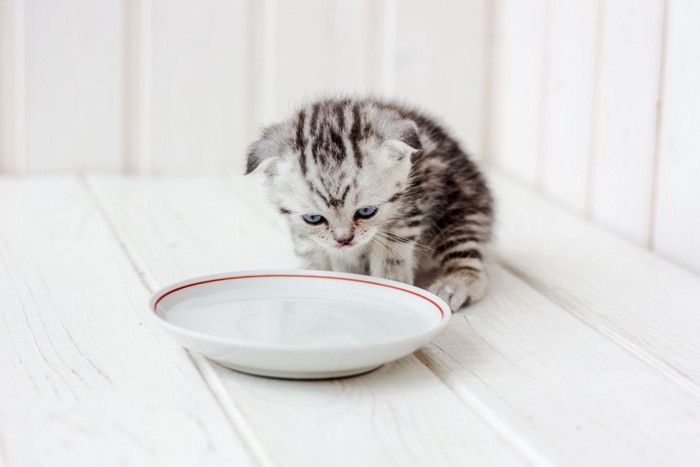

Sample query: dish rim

[148,269,452,352]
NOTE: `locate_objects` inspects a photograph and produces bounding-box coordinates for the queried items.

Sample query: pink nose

[335,235,354,246]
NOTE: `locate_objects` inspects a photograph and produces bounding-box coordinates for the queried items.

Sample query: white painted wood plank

[0,0,25,173]
[491,171,700,392]
[488,0,547,183]
[23,0,124,172]
[86,174,531,467]
[653,0,700,275]
[149,0,249,173]
[272,0,373,120]
[418,262,700,465]
[394,0,487,158]
[0,178,256,465]
[588,0,664,244]
[539,0,598,212]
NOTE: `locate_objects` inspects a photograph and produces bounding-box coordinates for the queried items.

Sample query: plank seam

[534,0,552,191]
[415,349,551,467]
[584,0,605,219]
[478,0,497,165]
[123,0,152,174]
[188,353,277,467]
[647,0,670,250]
[245,0,277,143]
[80,175,275,467]
[498,257,700,400]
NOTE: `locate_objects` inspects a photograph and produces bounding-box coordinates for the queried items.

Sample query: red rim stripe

[153,274,444,318]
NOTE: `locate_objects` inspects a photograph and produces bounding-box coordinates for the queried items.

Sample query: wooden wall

[1,0,699,274]
[0,0,488,174]
[489,0,700,274]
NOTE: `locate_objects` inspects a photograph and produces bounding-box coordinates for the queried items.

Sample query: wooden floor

[3,171,700,466]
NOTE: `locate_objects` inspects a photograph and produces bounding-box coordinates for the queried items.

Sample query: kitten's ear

[245,123,286,175]
[380,119,422,160]
[378,111,422,159]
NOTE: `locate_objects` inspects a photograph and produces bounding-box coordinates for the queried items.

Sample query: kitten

[246,98,493,310]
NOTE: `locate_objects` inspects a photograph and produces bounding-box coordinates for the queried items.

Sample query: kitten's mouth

[335,242,355,250]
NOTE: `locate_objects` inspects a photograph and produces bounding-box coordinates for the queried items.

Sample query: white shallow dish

[149,270,451,379]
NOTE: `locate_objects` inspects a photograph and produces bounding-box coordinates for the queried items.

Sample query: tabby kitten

[246,98,493,310]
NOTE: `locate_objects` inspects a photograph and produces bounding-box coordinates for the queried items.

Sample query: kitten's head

[246,99,421,252]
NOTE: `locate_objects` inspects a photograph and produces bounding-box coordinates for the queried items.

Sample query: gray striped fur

[246,97,493,310]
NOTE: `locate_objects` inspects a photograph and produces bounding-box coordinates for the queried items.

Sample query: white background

[1,0,698,274]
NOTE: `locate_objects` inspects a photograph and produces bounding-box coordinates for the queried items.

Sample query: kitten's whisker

[374,235,403,258]
[269,245,300,267]
[378,231,436,261]
[387,232,439,255]
[369,236,392,259]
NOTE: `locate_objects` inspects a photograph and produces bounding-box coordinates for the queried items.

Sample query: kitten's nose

[336,235,354,246]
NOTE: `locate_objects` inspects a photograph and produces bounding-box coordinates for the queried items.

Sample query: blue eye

[302,214,325,225]
[356,206,378,219]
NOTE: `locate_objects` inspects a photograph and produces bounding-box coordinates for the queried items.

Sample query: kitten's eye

[355,206,378,219]
[302,214,325,225]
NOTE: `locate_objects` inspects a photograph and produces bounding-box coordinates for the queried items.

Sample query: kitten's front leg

[330,249,368,275]
[369,239,415,284]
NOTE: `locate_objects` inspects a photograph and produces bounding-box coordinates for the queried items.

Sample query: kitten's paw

[428,271,488,311]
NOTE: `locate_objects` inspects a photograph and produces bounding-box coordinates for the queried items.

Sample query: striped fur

[246,97,493,310]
